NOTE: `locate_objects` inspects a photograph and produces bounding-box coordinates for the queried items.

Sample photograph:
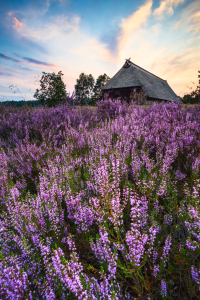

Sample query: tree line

[33,70,200,106]
[34,71,110,107]
[3,70,200,107]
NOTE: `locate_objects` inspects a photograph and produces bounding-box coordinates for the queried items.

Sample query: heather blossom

[161,280,167,298]
[0,102,200,299]
[160,235,172,264]
[153,265,160,278]
[191,266,200,285]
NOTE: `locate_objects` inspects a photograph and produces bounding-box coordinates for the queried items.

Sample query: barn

[102,59,182,104]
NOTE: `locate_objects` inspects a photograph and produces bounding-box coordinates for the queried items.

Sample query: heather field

[0,100,200,299]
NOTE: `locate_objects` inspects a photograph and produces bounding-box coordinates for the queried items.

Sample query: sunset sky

[0,0,199,101]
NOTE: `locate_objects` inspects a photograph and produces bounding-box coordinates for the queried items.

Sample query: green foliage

[182,71,200,104]
[75,73,110,105]
[0,100,40,108]
[182,86,200,104]
[34,71,66,107]
[75,73,95,105]
[92,73,110,105]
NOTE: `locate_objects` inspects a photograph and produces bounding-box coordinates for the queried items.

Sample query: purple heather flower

[191,266,200,285]
[161,280,167,298]
[161,236,172,265]
[153,265,160,277]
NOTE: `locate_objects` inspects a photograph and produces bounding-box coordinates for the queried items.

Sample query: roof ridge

[128,60,167,82]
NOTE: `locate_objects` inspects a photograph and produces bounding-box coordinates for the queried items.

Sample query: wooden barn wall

[103,88,169,105]
[103,87,142,103]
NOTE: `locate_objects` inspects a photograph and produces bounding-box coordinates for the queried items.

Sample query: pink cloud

[7,11,14,16]
[24,62,57,68]
[12,17,22,28]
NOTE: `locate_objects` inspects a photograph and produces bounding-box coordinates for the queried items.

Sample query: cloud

[0,53,56,68]
[13,53,21,58]
[180,0,200,33]
[4,10,49,53]
[1,0,199,99]
[0,53,20,63]
[43,0,50,13]
[16,14,80,42]
[173,19,182,29]
[20,37,48,53]
[7,11,14,16]
[22,56,57,67]
[100,27,120,53]
[149,46,200,95]
[4,13,80,54]
[192,11,200,32]
[169,1,200,36]
[0,67,13,77]
[12,17,22,28]
[117,0,152,56]
[153,0,185,19]
[151,23,162,35]
[72,37,116,65]
[18,66,33,71]
[0,71,13,76]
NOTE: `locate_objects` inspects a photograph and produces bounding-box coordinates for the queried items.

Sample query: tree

[91,73,110,105]
[182,71,200,104]
[75,73,95,105]
[182,86,200,104]
[34,71,66,107]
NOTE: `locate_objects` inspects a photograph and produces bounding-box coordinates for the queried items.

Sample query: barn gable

[103,60,181,103]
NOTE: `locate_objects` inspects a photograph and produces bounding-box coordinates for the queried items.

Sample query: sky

[0,0,199,101]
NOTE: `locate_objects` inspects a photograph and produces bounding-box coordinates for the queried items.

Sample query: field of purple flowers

[0,100,200,299]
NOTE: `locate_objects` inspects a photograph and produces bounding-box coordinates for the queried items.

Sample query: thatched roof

[103,60,181,103]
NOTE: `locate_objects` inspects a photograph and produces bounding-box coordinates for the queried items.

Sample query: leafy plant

[34,71,67,107]
[75,73,95,105]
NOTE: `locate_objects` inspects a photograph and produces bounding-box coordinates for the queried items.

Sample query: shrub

[0,101,200,299]
[96,99,129,120]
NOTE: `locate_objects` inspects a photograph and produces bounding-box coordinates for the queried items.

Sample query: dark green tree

[182,86,200,104]
[93,74,110,98]
[34,71,66,107]
[75,73,95,105]
[182,71,200,104]
[91,73,110,105]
